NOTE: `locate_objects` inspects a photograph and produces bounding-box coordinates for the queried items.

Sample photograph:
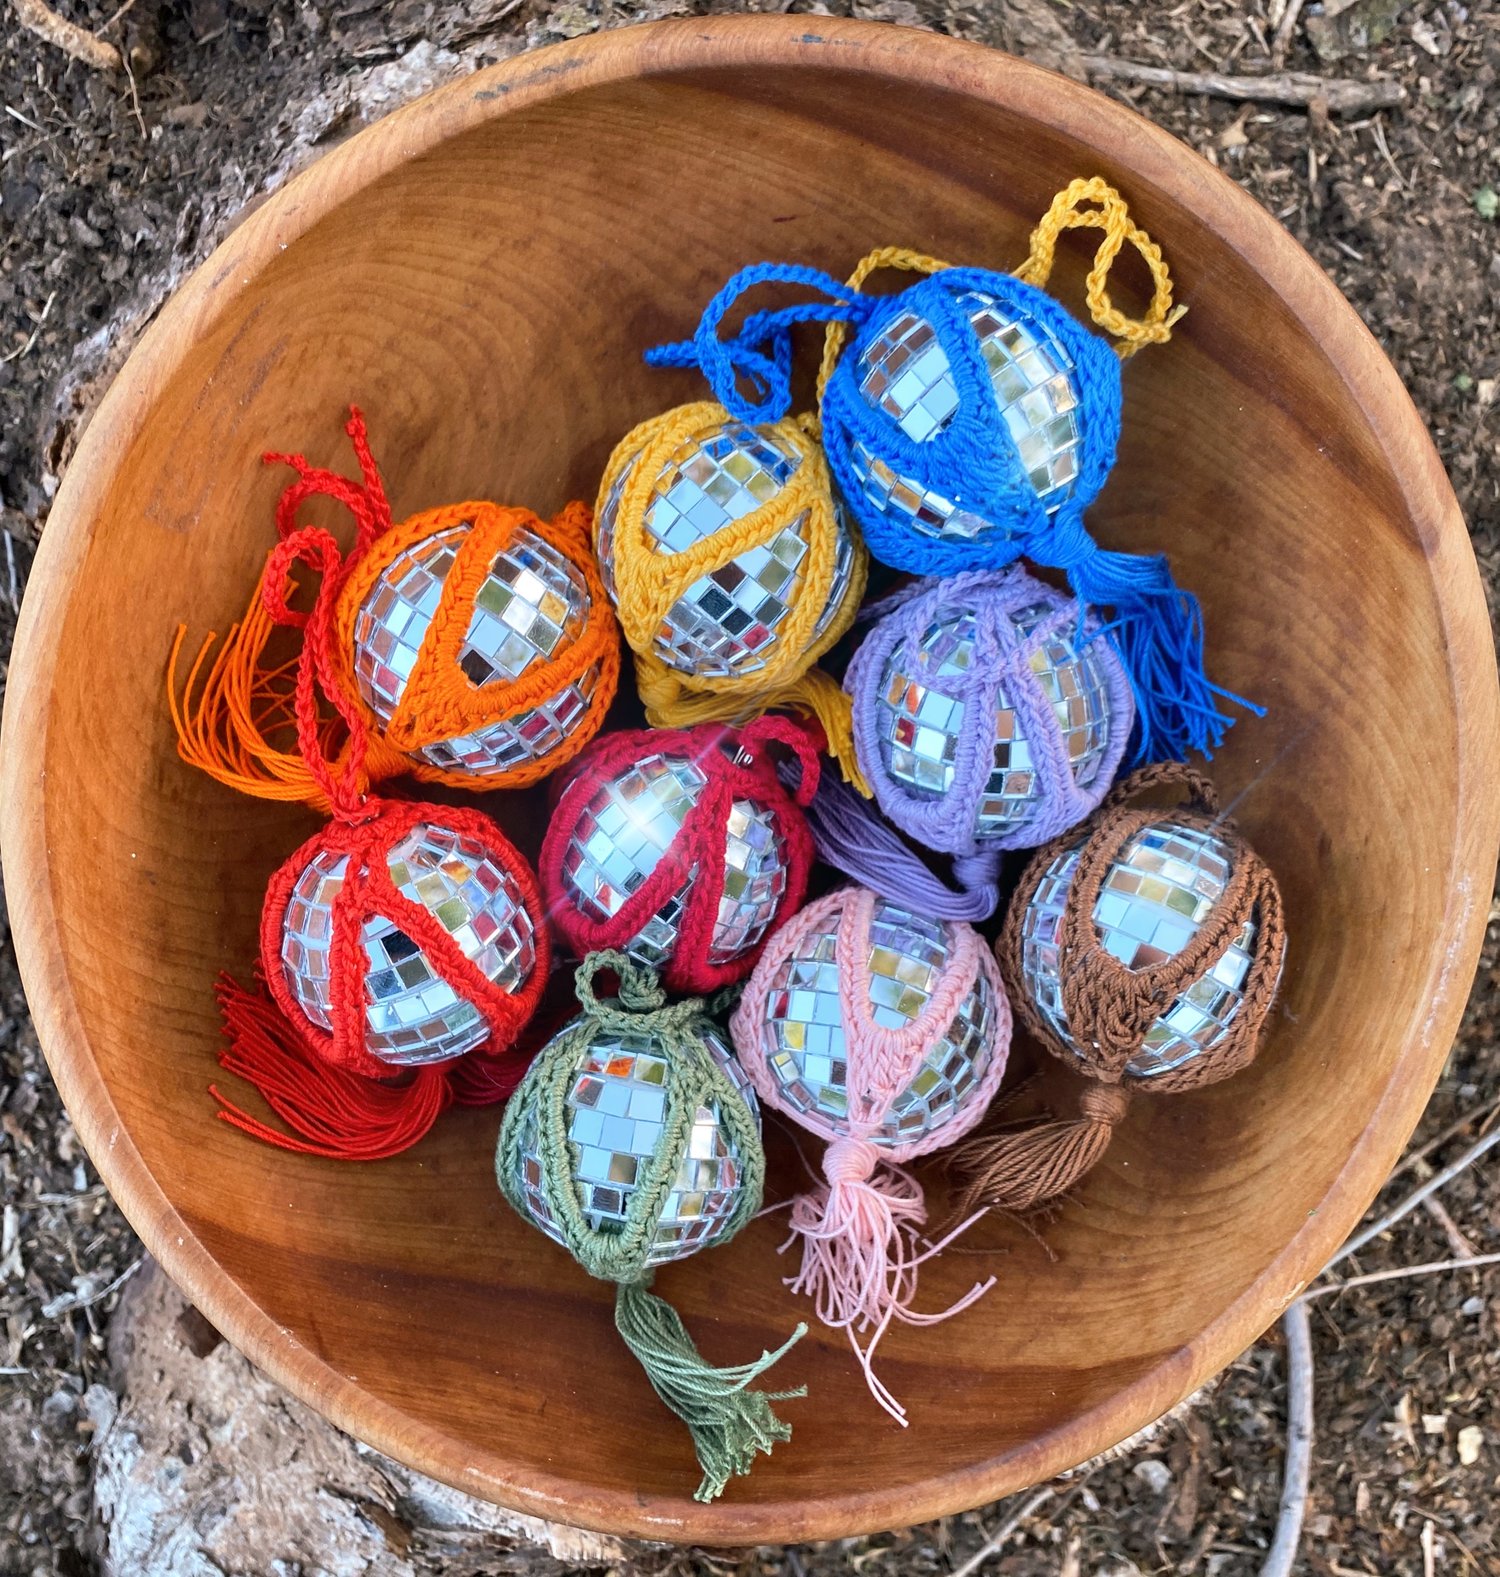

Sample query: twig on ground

[39,1257,143,1319]
[1260,1300,1313,1577]
[1270,0,1308,64]
[948,1486,1055,1577]
[11,0,123,71]
[1331,1125,1500,1268]
[1419,1181,1478,1261]
[1301,1252,1500,1301]
[1,289,57,367]
[3,532,18,614]
[1080,55,1404,114]
[1390,1094,1500,1183]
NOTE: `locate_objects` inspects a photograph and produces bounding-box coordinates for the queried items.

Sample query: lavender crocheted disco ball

[352,521,600,774]
[874,601,1116,841]
[847,289,1083,541]
[759,898,998,1144]
[559,750,788,969]
[510,1022,758,1268]
[1020,818,1260,1079]
[279,822,538,1066]
[594,417,856,676]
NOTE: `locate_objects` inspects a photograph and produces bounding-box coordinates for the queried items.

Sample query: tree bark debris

[11,0,122,72]
[1082,55,1405,114]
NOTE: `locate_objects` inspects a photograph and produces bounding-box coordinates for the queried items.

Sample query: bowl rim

[3,13,1498,1545]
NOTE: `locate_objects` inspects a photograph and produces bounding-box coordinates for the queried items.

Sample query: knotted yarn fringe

[784,1139,995,1425]
[1069,546,1261,765]
[801,772,998,920]
[951,1082,1133,1215]
[211,974,454,1160]
[614,1280,807,1503]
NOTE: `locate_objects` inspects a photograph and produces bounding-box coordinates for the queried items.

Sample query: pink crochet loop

[730,884,1012,1422]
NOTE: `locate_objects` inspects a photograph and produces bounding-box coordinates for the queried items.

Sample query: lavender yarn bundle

[804,568,1134,920]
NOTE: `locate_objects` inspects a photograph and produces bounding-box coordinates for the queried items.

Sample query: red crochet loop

[261,798,550,1081]
[539,720,821,994]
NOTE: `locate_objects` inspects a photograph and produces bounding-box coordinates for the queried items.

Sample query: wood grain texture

[2,14,1497,1545]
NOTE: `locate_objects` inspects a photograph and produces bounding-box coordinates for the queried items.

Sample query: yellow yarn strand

[1014,176,1184,358]
[596,402,870,793]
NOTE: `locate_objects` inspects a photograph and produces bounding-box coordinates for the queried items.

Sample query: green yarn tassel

[497,951,808,1502]
[615,1281,807,1503]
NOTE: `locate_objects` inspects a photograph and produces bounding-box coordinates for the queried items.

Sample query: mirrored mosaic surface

[560,751,787,968]
[874,601,1114,839]
[352,521,600,774]
[758,899,997,1144]
[1020,819,1258,1078]
[513,1025,757,1267]
[594,421,855,677]
[280,822,536,1065]
[847,290,1083,540]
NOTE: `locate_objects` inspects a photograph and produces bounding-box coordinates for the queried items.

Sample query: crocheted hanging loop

[730,885,1012,1422]
[170,409,619,810]
[805,565,1135,919]
[498,951,807,1503]
[592,398,869,789]
[213,797,550,1160]
[952,761,1286,1215]
[539,715,821,995]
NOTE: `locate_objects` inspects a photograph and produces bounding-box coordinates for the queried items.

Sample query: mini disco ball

[560,749,787,969]
[510,1023,757,1267]
[352,522,600,774]
[594,417,856,677]
[1020,818,1260,1079]
[875,602,1114,839]
[280,821,537,1065]
[848,290,1083,541]
[759,898,998,1144]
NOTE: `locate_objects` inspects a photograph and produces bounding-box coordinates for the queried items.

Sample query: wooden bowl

[3,15,1497,1544]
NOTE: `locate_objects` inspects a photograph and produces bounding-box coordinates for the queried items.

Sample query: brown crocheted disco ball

[956,765,1286,1214]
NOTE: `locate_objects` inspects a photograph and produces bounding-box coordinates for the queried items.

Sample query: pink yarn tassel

[782,1138,996,1424]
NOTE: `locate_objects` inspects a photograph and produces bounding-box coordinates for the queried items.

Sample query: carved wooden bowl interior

[4,15,1497,1544]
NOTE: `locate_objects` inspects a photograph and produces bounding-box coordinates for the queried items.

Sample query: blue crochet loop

[645,261,869,424]
[644,258,1259,763]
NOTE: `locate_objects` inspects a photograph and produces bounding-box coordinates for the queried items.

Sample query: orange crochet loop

[167,410,619,810]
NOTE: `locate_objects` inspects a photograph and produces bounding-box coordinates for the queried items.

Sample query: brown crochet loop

[955,766,1286,1214]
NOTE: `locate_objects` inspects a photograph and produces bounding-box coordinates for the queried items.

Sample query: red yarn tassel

[211,975,453,1160]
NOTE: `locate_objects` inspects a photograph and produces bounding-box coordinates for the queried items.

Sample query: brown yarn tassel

[951,1083,1132,1215]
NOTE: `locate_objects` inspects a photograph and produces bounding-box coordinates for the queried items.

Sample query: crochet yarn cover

[955,762,1287,1214]
[593,399,868,786]
[170,407,620,808]
[539,715,822,994]
[497,953,806,1502]
[730,884,1011,1421]
[805,566,1134,917]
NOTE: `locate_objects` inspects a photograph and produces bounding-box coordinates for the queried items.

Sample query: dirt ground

[1,1,1497,1573]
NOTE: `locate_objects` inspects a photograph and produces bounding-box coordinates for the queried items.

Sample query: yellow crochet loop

[1014,176,1185,358]
[596,400,870,793]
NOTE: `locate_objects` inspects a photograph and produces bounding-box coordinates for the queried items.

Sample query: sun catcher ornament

[594,393,869,784]
[802,566,1133,920]
[170,408,621,808]
[645,179,1252,765]
[730,884,1012,1421]
[499,952,806,1503]
[193,434,549,1159]
[540,715,822,994]
[953,763,1286,1215]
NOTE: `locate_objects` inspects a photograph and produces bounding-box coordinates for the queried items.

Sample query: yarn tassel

[786,1139,995,1424]
[950,1083,1133,1215]
[613,1280,807,1503]
[211,975,453,1160]
[801,772,999,921]
[1064,544,1261,766]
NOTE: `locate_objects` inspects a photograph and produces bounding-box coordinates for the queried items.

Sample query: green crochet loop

[496,950,806,1501]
